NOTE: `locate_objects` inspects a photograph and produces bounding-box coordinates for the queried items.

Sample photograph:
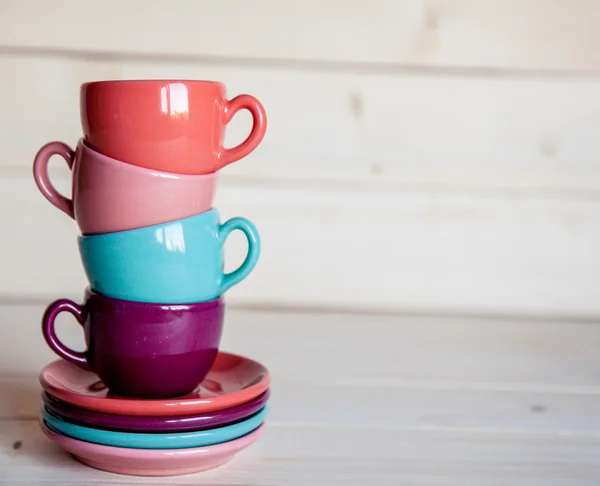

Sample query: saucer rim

[39,418,265,472]
[42,388,270,432]
[41,405,268,449]
[39,351,270,417]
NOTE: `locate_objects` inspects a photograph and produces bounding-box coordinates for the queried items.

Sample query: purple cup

[42,390,270,433]
[41,288,224,399]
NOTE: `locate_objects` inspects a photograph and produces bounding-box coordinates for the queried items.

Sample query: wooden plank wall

[1,0,600,317]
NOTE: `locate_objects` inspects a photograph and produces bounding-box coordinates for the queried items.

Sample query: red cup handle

[32,141,75,219]
[218,95,267,168]
[42,299,89,368]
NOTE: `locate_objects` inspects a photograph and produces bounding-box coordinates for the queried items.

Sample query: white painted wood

[2,0,600,72]
[2,307,600,484]
[5,374,600,434]
[2,305,600,388]
[3,171,600,315]
[4,54,600,193]
[3,419,600,485]
[3,0,600,479]
[3,3,600,315]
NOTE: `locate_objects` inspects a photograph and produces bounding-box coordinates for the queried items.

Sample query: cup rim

[84,287,224,310]
[80,79,226,90]
[76,138,219,180]
[77,205,218,240]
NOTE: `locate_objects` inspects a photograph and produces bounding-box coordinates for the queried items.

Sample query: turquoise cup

[77,209,260,303]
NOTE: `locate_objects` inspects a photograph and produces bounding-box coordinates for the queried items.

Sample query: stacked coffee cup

[31,80,271,476]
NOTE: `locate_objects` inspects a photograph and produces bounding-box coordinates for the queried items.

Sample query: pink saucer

[39,351,270,416]
[40,419,265,476]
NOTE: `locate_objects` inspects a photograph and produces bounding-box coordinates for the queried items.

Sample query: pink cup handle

[33,141,75,219]
[42,299,89,368]
[218,95,267,168]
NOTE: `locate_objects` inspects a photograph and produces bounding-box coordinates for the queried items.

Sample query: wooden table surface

[1,303,599,485]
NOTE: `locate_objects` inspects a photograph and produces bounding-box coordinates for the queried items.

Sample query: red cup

[80,80,266,175]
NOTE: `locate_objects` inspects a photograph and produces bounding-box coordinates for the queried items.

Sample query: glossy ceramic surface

[42,405,268,449]
[80,79,267,175]
[40,419,265,477]
[42,389,270,432]
[77,209,260,303]
[39,351,270,416]
[42,289,224,398]
[33,138,218,235]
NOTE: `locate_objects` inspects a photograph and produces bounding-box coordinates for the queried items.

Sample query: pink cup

[33,139,217,235]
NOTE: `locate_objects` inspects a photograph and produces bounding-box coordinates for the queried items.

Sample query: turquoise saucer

[42,405,268,449]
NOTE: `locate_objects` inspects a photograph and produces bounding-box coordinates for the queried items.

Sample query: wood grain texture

[4,171,600,315]
[2,0,600,72]
[2,420,600,485]
[1,308,600,485]
[2,1,600,481]
[4,375,600,434]
[2,2,600,316]
[2,305,600,388]
[3,54,600,193]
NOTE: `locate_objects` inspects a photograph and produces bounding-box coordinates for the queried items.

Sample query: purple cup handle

[32,141,75,219]
[42,299,88,367]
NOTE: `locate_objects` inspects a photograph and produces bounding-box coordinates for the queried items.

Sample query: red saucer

[39,351,270,417]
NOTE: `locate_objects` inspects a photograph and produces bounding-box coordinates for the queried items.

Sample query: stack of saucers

[38,352,270,476]
[31,79,270,477]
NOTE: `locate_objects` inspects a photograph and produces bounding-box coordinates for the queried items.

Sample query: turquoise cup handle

[219,217,261,295]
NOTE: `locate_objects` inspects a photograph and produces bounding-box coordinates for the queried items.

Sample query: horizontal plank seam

[6,165,600,202]
[269,422,600,438]
[331,380,600,395]
[204,302,600,324]
[3,374,600,395]
[5,417,600,439]
[3,45,600,80]
[2,295,600,323]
